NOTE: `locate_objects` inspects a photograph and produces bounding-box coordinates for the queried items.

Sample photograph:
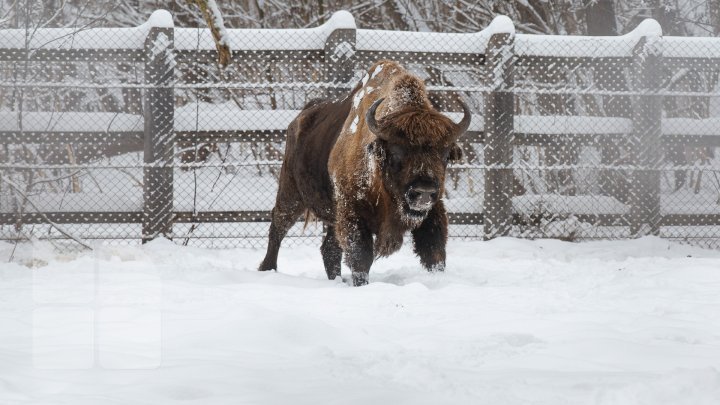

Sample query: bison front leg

[339,219,374,286]
[320,225,342,280]
[411,202,448,272]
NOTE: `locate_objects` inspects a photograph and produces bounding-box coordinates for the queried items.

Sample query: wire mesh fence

[1,10,720,250]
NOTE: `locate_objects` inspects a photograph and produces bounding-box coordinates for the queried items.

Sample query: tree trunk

[711,0,720,35]
[586,0,631,202]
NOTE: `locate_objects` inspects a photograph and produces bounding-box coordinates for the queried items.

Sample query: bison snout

[406,184,438,211]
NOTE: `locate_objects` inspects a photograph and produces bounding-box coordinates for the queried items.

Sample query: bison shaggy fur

[259,60,470,286]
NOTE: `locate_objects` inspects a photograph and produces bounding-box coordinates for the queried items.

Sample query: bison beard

[259,60,471,286]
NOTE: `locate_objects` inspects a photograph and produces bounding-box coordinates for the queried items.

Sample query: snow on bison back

[259,60,471,286]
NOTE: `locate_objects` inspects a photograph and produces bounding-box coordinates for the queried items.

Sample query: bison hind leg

[320,224,342,280]
[259,201,303,272]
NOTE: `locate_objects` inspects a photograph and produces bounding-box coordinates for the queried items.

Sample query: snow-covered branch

[186,0,231,67]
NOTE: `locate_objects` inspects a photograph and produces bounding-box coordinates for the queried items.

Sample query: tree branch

[0,174,92,250]
[186,0,232,68]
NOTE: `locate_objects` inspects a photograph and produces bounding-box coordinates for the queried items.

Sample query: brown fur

[259,60,469,286]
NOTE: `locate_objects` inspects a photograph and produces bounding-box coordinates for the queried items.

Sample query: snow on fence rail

[1,10,720,248]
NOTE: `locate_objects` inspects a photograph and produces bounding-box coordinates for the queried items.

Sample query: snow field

[1,237,720,404]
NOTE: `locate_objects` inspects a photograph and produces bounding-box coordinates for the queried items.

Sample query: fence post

[483,32,515,240]
[323,11,356,99]
[143,11,175,243]
[629,21,663,237]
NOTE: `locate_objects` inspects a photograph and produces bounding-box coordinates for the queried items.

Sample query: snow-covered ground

[1,237,720,404]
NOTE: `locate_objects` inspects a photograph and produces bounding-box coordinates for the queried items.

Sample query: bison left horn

[366,98,385,137]
[453,100,472,140]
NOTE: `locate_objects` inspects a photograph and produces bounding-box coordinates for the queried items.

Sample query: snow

[0,164,280,214]
[516,19,662,58]
[0,190,143,213]
[207,113,705,138]
[175,10,354,51]
[360,72,370,86]
[325,10,356,31]
[2,9,715,68]
[149,32,172,59]
[0,8,350,52]
[173,104,300,132]
[1,108,717,141]
[176,107,630,137]
[349,114,360,134]
[0,10,172,50]
[0,106,296,133]
[205,0,228,46]
[513,194,630,216]
[516,116,630,135]
[664,36,720,59]
[0,27,151,50]
[442,114,631,135]
[515,35,633,58]
[371,64,384,78]
[663,118,720,137]
[448,115,720,138]
[1,106,717,140]
[627,19,663,39]
[1,237,720,404]
[662,189,720,215]
[146,9,174,28]
[356,15,512,54]
[357,30,489,53]
[486,15,515,36]
[0,112,143,133]
[353,89,365,108]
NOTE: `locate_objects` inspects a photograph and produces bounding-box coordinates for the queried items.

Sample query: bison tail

[302,209,317,232]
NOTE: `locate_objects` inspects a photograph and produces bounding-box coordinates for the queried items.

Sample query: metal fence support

[483,32,515,240]
[323,12,357,99]
[629,25,663,237]
[143,24,175,243]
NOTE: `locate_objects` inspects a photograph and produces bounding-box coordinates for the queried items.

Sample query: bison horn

[453,100,472,139]
[366,98,385,137]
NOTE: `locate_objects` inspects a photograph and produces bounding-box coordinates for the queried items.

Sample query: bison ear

[448,143,463,163]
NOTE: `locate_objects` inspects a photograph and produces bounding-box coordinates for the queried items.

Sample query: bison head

[366,98,471,225]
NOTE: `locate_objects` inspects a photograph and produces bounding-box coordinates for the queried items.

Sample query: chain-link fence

[1,10,719,250]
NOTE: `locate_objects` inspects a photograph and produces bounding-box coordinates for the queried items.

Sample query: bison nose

[406,185,438,209]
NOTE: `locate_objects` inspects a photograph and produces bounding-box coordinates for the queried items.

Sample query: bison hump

[385,74,431,113]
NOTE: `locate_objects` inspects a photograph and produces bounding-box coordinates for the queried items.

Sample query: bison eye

[388,152,403,171]
[386,144,406,171]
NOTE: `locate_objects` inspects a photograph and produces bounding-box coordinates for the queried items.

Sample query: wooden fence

[1,10,720,245]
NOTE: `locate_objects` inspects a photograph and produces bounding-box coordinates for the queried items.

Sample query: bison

[259,60,471,286]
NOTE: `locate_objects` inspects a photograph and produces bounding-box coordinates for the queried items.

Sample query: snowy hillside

[1,237,720,404]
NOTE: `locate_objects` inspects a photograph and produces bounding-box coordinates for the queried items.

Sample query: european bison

[259,60,471,286]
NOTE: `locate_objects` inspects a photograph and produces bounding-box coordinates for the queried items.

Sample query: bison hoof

[351,272,369,287]
[258,262,277,272]
[428,263,445,272]
[326,269,342,281]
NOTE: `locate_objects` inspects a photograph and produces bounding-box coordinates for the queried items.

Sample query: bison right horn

[366,98,385,137]
[453,100,472,140]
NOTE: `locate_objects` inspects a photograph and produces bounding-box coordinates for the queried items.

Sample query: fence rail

[2,10,720,248]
